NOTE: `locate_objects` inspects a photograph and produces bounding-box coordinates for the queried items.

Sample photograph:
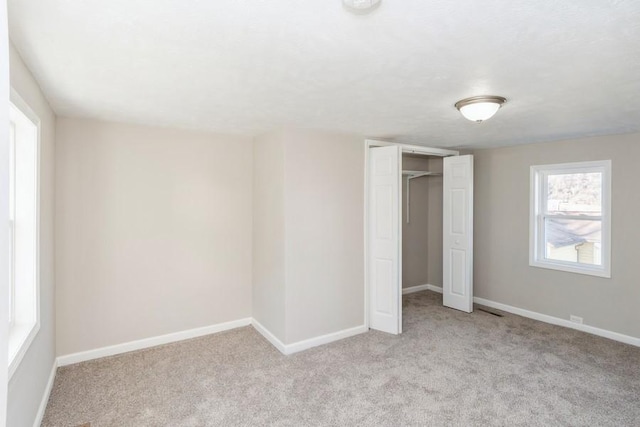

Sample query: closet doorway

[365,140,474,334]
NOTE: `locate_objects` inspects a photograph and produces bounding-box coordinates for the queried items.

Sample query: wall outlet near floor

[570,315,583,324]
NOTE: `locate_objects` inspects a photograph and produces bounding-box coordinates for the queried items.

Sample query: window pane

[544,218,602,265]
[547,172,601,216]
[8,98,41,376]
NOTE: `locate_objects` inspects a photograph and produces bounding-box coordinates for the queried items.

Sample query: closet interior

[402,153,444,293]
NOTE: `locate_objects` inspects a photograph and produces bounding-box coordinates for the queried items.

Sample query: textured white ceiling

[8,0,640,148]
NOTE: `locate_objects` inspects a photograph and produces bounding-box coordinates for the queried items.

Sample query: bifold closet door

[443,155,474,313]
[368,145,402,334]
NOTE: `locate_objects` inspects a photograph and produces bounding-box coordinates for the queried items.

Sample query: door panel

[451,189,466,234]
[450,249,466,296]
[375,186,393,238]
[369,145,401,334]
[374,259,393,313]
[443,155,474,312]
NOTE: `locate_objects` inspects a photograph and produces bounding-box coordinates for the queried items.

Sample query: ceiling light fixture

[455,95,507,123]
[342,0,381,14]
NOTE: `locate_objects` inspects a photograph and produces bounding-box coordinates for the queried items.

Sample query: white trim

[409,286,638,347]
[402,284,443,294]
[32,360,57,427]
[402,284,430,294]
[55,316,368,368]
[10,89,41,128]
[398,147,403,334]
[285,325,368,354]
[473,297,639,347]
[57,318,252,366]
[427,284,443,294]
[250,319,287,354]
[365,139,459,157]
[8,322,40,379]
[363,141,370,330]
[251,319,368,355]
[408,284,444,294]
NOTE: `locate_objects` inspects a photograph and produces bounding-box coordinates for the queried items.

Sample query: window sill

[529,259,611,278]
[8,320,40,380]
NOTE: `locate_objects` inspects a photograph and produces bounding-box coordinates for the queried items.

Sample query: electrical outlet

[570,315,583,324]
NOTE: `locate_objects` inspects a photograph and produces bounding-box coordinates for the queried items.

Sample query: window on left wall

[8,91,40,379]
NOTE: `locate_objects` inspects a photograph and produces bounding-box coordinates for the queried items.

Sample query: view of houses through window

[545,172,602,265]
[530,160,611,278]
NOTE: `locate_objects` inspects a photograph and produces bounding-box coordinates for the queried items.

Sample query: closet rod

[404,171,442,224]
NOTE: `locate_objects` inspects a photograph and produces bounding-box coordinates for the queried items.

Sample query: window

[8,91,40,379]
[530,160,611,278]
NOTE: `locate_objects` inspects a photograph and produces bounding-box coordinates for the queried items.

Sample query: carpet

[42,291,640,426]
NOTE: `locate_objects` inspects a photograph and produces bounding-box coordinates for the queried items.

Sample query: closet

[366,140,474,335]
[401,154,443,292]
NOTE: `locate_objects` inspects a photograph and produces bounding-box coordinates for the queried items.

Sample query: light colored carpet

[42,291,640,426]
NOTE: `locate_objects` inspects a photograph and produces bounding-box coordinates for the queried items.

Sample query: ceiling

[8,0,640,148]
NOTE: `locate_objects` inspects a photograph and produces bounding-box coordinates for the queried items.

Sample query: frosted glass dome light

[342,0,382,14]
[455,96,507,123]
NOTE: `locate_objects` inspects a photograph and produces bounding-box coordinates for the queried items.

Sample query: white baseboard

[426,284,443,294]
[57,317,252,366]
[473,297,640,347]
[250,319,287,354]
[251,319,368,355]
[54,291,637,371]
[56,315,367,368]
[285,325,368,354]
[402,284,429,294]
[33,360,57,427]
[403,284,442,294]
[407,285,638,347]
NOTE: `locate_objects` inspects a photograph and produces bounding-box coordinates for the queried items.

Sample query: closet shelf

[402,170,442,178]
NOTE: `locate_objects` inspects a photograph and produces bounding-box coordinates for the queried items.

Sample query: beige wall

[56,118,253,356]
[472,133,640,338]
[252,129,365,345]
[8,43,57,427]
[401,156,443,288]
[401,156,429,288]
[284,129,364,344]
[252,132,286,340]
[426,157,443,287]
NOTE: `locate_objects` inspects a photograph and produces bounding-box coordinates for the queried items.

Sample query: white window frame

[530,160,611,278]
[8,118,16,329]
[8,88,41,379]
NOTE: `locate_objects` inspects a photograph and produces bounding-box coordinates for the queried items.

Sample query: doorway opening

[402,153,443,296]
[365,140,474,335]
